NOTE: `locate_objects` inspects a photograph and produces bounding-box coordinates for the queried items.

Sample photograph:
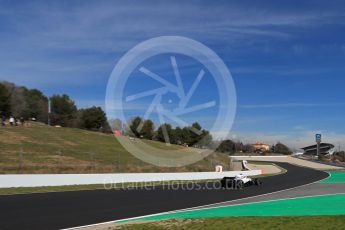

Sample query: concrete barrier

[0,170,262,188]
[232,156,289,158]
[231,156,342,170]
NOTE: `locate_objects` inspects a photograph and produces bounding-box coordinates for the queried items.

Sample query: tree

[274,142,292,155]
[2,82,27,118]
[198,130,213,147]
[174,127,183,144]
[0,81,48,122]
[23,89,48,122]
[129,116,142,137]
[0,83,11,116]
[169,127,178,144]
[79,106,108,131]
[157,123,173,143]
[243,144,254,153]
[109,118,122,130]
[50,94,77,127]
[234,142,244,152]
[181,127,192,145]
[190,122,202,145]
[270,144,275,153]
[141,119,154,139]
[216,139,236,154]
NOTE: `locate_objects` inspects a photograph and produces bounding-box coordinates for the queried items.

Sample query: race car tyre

[221,179,226,188]
[254,178,262,186]
[221,177,236,189]
[238,181,244,189]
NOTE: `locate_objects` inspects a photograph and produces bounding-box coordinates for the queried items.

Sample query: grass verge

[0,123,230,173]
[110,216,345,230]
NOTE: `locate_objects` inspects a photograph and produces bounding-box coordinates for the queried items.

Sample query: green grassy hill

[0,122,230,174]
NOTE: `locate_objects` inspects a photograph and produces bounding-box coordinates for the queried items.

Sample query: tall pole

[48,97,51,126]
[316,134,321,159]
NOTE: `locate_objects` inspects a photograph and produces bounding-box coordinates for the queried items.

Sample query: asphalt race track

[0,163,328,230]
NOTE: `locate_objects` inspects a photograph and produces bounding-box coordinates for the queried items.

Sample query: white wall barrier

[231,156,289,158]
[0,170,262,188]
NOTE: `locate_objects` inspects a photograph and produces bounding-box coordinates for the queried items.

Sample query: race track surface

[0,163,328,230]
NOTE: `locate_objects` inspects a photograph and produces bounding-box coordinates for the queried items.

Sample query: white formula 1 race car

[221,173,262,189]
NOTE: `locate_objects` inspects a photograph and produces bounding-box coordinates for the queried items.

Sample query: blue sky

[1,0,345,149]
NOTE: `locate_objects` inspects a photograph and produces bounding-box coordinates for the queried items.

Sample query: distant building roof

[252,142,269,146]
[252,142,270,151]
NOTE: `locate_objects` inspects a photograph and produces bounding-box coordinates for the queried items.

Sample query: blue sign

[316,134,322,142]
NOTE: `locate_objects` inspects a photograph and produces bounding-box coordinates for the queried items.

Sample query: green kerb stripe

[321,171,345,183]
[139,194,345,221]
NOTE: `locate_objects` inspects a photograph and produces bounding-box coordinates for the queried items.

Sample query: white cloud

[1,1,344,89]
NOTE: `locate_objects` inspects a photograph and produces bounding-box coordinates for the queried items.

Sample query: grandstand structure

[301,143,335,156]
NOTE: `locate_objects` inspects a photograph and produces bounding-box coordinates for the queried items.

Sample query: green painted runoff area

[135,194,345,221]
[321,171,345,183]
